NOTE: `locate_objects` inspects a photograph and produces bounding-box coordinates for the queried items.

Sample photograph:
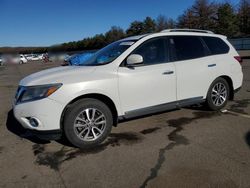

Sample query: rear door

[118,37,176,113]
[170,35,216,100]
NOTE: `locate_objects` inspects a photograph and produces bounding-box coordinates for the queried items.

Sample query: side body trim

[119,97,204,120]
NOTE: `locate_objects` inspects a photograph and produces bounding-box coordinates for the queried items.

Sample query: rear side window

[171,36,206,61]
[202,36,229,55]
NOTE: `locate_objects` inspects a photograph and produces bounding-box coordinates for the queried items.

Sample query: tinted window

[172,36,206,61]
[131,38,167,65]
[202,36,229,55]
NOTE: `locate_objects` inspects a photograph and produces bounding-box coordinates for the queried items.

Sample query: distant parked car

[37,54,44,60]
[25,54,34,61]
[19,55,28,64]
[7,54,28,64]
[0,55,3,66]
[64,54,71,62]
[30,54,40,61]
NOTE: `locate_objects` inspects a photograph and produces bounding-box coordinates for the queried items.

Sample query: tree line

[1,0,249,54]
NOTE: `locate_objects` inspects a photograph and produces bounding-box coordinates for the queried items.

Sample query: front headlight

[15,83,62,104]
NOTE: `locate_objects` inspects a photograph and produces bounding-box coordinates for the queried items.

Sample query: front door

[118,37,177,113]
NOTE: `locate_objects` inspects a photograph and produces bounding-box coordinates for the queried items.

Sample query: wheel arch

[219,75,234,100]
[208,75,234,100]
[60,93,119,129]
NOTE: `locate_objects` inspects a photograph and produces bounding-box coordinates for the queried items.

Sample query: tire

[19,61,23,64]
[205,77,230,111]
[63,98,113,148]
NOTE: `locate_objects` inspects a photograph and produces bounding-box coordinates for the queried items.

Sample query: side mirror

[126,54,143,66]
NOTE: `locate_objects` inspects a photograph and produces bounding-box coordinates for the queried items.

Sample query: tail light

[234,56,243,65]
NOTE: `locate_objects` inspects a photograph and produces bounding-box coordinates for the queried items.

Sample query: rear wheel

[63,98,113,148]
[206,77,230,111]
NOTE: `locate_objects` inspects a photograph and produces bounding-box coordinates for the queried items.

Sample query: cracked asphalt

[0,60,250,188]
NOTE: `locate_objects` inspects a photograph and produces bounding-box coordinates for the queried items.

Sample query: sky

[0,0,240,47]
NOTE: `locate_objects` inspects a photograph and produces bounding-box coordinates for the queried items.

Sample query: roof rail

[161,29,214,34]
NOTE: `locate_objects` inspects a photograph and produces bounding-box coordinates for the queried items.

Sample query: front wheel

[205,77,230,111]
[63,98,113,148]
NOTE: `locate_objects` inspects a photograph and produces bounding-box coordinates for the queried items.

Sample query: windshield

[78,40,136,66]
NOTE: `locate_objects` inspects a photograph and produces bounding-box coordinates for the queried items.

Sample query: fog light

[29,117,39,127]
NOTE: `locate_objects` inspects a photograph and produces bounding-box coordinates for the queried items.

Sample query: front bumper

[13,98,64,131]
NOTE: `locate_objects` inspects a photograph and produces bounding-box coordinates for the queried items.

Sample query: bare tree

[216,2,239,37]
[178,0,218,30]
[156,15,175,31]
[238,0,250,36]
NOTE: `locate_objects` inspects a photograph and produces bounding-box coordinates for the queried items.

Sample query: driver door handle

[163,70,174,75]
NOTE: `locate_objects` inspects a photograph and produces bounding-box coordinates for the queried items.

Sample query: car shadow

[246,132,250,148]
[6,109,50,144]
[184,103,212,111]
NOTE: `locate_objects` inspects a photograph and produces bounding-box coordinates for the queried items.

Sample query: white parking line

[221,109,250,119]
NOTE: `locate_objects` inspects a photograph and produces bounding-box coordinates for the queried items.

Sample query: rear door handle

[163,70,174,75]
[208,64,216,67]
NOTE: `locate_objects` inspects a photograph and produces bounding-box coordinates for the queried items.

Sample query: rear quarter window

[202,36,229,55]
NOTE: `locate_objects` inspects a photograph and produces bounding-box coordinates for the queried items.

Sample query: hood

[20,66,96,86]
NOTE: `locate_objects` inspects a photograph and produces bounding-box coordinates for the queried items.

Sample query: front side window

[172,36,206,61]
[131,38,167,65]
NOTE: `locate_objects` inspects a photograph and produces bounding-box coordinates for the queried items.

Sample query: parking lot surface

[0,60,250,188]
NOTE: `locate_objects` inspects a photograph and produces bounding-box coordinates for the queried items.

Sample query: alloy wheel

[73,108,106,141]
[211,82,227,106]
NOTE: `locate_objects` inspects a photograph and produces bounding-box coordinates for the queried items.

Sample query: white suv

[9,54,28,64]
[0,55,3,66]
[13,29,243,148]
